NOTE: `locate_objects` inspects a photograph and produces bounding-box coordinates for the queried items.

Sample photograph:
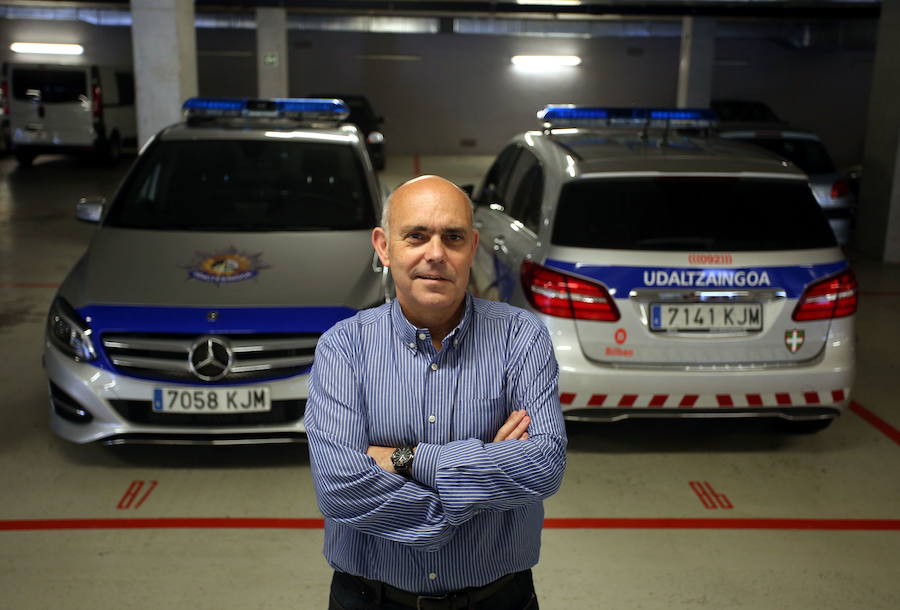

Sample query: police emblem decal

[183,246,271,284]
[785,329,805,353]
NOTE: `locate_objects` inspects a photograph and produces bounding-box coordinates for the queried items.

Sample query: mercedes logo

[188,336,234,381]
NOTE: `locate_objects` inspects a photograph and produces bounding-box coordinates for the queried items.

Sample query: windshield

[552,177,836,251]
[105,139,376,231]
[735,137,835,174]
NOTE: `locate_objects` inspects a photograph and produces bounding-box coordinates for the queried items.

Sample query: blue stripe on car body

[76,305,358,385]
[543,260,848,299]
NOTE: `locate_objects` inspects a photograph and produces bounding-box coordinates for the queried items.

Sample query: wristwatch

[391,446,415,477]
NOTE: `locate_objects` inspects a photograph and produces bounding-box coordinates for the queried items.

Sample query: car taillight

[520,260,619,321]
[831,178,850,199]
[792,269,857,321]
[91,84,102,119]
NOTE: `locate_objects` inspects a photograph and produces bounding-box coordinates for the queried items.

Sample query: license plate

[650,303,763,332]
[152,387,271,413]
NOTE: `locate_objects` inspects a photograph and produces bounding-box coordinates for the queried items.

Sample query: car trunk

[546,175,843,367]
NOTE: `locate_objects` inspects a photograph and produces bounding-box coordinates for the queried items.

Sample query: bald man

[305,175,567,609]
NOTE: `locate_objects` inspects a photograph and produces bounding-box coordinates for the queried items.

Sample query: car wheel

[102,134,122,166]
[14,151,35,167]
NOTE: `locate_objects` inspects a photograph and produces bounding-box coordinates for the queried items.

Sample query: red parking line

[2,517,899,532]
[542,518,900,530]
[850,401,900,446]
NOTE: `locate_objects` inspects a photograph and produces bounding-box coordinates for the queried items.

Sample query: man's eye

[407,233,424,241]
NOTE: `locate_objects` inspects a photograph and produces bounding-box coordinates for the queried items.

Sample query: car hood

[61,228,383,309]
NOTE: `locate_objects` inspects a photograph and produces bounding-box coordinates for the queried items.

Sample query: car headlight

[47,298,97,362]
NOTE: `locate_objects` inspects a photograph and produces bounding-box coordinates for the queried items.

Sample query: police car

[470,106,856,432]
[44,97,386,444]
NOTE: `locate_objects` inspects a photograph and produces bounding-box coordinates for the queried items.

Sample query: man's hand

[493,409,531,442]
[367,445,398,473]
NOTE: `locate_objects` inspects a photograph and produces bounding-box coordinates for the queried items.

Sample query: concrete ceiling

[8,1,884,20]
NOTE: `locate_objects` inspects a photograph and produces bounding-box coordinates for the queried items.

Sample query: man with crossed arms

[306,175,567,609]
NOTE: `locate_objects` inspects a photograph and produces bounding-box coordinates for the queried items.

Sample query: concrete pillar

[256,8,289,98]
[130,0,197,149]
[676,17,716,108]
[857,0,900,262]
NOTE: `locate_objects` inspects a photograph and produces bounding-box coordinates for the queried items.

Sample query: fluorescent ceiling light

[10,42,84,55]
[517,1,582,5]
[511,55,582,67]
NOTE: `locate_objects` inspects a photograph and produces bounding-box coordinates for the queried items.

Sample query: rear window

[735,137,835,174]
[12,68,87,103]
[105,139,375,231]
[552,177,837,251]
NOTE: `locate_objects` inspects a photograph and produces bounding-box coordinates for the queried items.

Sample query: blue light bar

[537,105,609,122]
[538,105,717,129]
[182,97,350,122]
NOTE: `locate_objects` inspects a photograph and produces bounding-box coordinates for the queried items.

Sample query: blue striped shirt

[305,294,567,594]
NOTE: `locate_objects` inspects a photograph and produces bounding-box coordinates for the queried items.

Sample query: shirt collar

[391,293,474,353]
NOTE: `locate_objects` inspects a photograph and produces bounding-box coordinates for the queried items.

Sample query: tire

[102,134,122,166]
[14,151,35,167]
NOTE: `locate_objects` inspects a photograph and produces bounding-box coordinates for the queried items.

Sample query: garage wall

[0,17,874,167]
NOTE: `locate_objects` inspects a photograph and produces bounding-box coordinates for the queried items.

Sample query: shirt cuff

[411,442,440,490]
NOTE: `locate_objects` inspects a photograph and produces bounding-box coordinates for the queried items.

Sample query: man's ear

[372,227,390,267]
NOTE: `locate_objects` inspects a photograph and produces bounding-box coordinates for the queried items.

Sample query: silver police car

[470,106,856,432]
[44,98,386,444]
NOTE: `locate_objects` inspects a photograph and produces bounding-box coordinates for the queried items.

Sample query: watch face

[392,447,413,470]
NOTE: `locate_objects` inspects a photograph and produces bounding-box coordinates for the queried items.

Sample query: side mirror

[76,197,106,223]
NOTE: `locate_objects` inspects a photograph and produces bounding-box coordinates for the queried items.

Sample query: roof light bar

[538,105,717,129]
[182,97,350,122]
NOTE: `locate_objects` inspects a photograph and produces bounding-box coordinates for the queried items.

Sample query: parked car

[710,99,783,124]
[44,97,387,444]
[717,125,855,245]
[2,62,136,166]
[309,93,385,170]
[469,106,856,432]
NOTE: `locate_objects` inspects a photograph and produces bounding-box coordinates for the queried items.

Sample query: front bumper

[44,341,309,445]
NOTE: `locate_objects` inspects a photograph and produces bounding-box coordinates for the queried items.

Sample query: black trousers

[328,569,539,610]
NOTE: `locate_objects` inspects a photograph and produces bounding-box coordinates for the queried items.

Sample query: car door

[472,144,519,299]
[473,146,543,302]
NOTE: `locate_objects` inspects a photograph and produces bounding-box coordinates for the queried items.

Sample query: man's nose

[424,236,446,262]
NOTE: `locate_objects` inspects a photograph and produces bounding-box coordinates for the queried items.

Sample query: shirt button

[430,363,438,371]
[428,415,436,423]
[419,333,427,340]
[408,342,416,348]
[428,573,438,580]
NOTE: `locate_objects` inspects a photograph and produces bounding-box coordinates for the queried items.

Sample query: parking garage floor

[1,153,899,609]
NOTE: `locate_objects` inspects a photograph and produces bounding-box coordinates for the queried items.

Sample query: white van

[2,62,137,166]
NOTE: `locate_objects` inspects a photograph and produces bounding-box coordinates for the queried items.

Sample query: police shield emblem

[785,329,805,353]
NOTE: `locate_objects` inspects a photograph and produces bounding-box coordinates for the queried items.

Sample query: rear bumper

[547,316,854,421]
